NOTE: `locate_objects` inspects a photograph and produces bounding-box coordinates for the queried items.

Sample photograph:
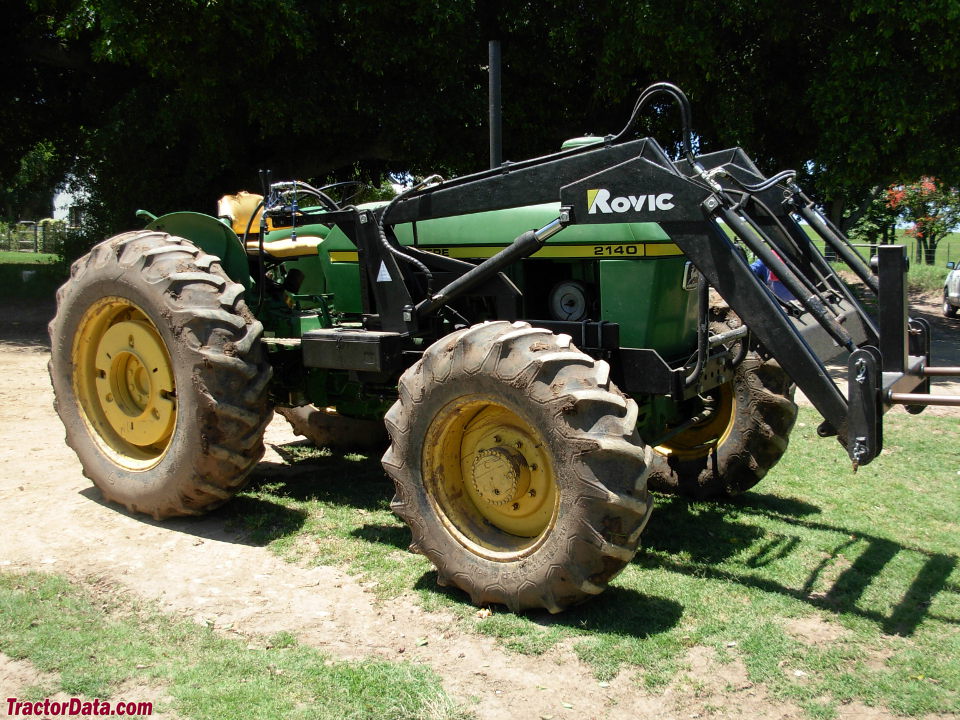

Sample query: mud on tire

[48,230,273,518]
[382,321,653,613]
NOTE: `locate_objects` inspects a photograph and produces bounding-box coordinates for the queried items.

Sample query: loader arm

[288,83,960,466]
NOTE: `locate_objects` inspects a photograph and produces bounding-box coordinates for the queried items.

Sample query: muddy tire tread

[48,230,273,519]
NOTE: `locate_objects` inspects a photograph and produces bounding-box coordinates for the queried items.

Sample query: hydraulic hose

[271,181,340,212]
[377,176,445,292]
[239,199,267,312]
[611,82,697,166]
[684,275,710,389]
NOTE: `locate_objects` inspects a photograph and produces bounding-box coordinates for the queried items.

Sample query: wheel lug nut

[512,503,519,511]
[530,463,538,471]
[493,435,502,443]
[528,489,536,497]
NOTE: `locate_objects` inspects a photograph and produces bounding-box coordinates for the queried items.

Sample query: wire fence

[831,237,956,267]
[0,220,69,254]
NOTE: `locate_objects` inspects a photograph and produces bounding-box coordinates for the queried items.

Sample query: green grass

[236,408,960,718]
[0,251,59,264]
[0,572,471,720]
[0,252,67,299]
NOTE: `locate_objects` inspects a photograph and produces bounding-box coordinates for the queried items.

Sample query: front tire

[944,291,957,318]
[49,231,273,518]
[382,321,652,613]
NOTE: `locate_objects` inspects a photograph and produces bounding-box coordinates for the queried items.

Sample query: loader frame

[272,84,959,467]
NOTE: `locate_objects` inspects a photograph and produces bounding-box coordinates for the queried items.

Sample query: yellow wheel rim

[72,297,176,470]
[423,396,559,560]
[655,383,736,460]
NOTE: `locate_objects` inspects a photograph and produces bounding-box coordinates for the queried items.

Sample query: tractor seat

[245,236,323,259]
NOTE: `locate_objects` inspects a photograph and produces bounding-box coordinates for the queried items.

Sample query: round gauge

[548,280,589,321]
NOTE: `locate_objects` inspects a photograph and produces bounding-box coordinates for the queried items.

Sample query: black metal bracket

[847,346,883,467]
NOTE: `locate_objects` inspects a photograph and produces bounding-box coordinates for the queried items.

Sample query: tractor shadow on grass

[80,441,394,549]
[641,491,959,636]
[213,441,958,637]
[78,486,310,547]
[228,441,394,546]
[412,571,685,638]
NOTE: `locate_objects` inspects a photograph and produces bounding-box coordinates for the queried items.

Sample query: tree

[886,178,960,265]
[0,141,68,221]
[847,187,899,251]
[6,1,960,241]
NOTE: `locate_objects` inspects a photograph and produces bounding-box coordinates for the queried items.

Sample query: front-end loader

[49,83,960,612]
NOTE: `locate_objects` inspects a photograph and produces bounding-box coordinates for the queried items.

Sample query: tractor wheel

[943,291,957,318]
[646,312,797,500]
[48,230,273,519]
[382,321,653,613]
[277,405,388,451]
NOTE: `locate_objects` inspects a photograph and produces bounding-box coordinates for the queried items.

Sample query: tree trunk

[925,234,941,265]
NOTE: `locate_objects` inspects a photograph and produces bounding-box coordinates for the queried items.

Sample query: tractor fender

[145,211,251,289]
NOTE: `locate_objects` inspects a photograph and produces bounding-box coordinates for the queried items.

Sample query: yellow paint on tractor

[72,297,176,469]
[328,242,683,263]
[655,383,736,459]
[423,396,558,560]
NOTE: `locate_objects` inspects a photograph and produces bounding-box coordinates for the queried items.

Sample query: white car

[945,261,960,318]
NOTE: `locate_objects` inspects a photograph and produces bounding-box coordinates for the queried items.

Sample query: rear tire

[48,230,273,518]
[647,311,797,500]
[383,321,652,613]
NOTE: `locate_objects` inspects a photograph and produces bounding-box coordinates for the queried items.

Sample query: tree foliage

[6,1,960,237]
[887,178,960,265]
[847,187,900,248]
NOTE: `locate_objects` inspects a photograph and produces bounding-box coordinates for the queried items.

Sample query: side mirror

[948,261,956,270]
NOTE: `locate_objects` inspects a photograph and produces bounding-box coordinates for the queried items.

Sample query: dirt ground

[0,297,956,720]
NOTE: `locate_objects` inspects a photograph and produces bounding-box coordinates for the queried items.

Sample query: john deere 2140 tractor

[49,83,959,612]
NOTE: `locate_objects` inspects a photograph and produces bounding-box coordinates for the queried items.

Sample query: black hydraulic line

[318,180,366,205]
[790,194,879,295]
[416,219,564,317]
[611,82,697,165]
[377,177,445,292]
[728,327,750,368]
[271,181,340,212]
[736,202,843,320]
[725,169,797,194]
[684,276,710,388]
[746,193,846,299]
[240,199,267,312]
[719,205,856,351]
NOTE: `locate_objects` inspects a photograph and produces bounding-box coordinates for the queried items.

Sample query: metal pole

[489,39,502,169]
[888,392,960,407]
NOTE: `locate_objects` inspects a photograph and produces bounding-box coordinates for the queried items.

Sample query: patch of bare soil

[0,298,953,720]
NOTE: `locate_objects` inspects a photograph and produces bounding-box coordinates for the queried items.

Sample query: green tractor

[49,83,955,612]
